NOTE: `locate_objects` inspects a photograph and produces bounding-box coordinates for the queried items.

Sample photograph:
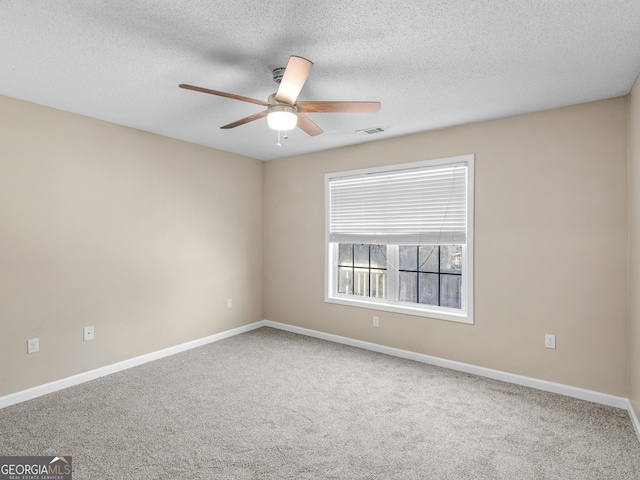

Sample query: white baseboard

[3,318,639,444]
[0,321,266,410]
[628,400,640,440]
[263,320,630,410]
[265,319,640,444]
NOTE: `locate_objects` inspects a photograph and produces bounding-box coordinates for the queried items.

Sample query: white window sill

[325,294,473,324]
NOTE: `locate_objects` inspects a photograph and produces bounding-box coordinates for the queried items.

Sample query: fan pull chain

[276,131,290,147]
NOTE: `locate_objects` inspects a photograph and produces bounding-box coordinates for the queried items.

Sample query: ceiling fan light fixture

[267,105,297,131]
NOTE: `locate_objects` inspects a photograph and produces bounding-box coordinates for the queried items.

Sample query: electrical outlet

[373,316,379,327]
[83,326,95,341]
[545,334,556,349]
[227,298,233,309]
[27,338,39,354]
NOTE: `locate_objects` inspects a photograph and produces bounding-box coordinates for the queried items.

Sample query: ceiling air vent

[356,127,386,135]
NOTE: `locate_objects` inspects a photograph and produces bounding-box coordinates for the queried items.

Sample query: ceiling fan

[179,56,381,139]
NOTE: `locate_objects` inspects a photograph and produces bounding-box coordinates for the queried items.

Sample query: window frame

[324,155,474,324]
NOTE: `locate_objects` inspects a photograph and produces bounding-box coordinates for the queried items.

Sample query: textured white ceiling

[1,1,640,160]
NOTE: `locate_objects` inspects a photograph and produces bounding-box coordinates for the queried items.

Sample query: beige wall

[630,74,640,414]
[0,95,264,397]
[1,91,633,401]
[265,98,629,396]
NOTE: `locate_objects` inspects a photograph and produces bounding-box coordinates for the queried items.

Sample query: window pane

[354,268,369,296]
[440,245,462,273]
[335,242,463,312]
[370,245,387,269]
[338,267,353,294]
[399,246,418,271]
[354,244,369,268]
[399,271,417,303]
[419,272,439,305]
[338,244,353,266]
[440,274,462,308]
[418,245,439,272]
[370,269,387,299]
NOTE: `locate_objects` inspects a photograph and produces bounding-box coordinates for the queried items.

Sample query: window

[325,155,474,323]
[396,245,462,308]
[337,244,387,298]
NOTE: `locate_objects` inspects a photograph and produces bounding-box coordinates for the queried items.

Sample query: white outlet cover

[227,299,232,308]
[84,326,95,341]
[545,334,556,349]
[27,338,39,354]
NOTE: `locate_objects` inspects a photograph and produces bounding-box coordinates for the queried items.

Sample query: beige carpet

[1,327,639,479]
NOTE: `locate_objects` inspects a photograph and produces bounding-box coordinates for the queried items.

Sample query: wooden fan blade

[297,101,381,113]
[274,56,313,105]
[179,84,267,106]
[220,110,268,129]
[296,113,323,136]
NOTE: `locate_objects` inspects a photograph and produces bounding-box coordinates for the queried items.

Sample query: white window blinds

[328,160,469,245]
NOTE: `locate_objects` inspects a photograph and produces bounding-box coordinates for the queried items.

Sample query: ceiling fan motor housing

[267,92,296,110]
[268,104,297,115]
